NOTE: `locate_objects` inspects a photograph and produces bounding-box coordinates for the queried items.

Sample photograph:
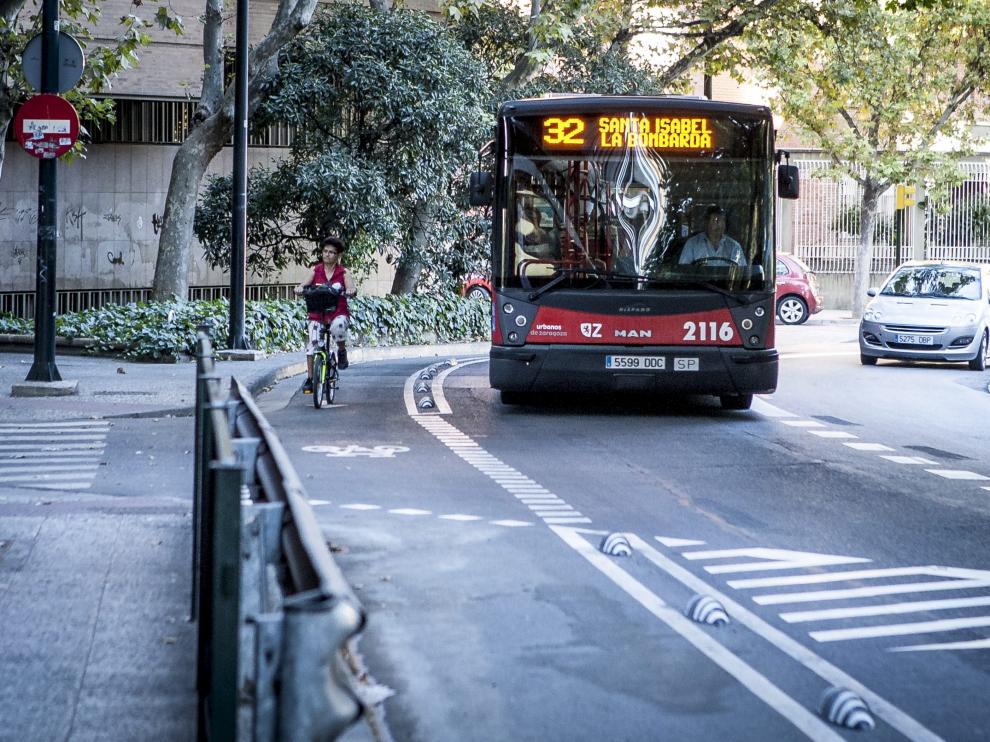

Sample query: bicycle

[302,284,342,408]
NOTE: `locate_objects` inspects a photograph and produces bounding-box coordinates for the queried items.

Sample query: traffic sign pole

[26,0,62,382]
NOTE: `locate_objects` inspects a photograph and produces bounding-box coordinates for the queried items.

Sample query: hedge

[0,294,492,361]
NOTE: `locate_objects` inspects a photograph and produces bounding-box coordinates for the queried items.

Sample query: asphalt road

[262,322,990,742]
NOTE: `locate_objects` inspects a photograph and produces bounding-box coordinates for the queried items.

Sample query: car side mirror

[778,164,799,199]
[867,287,878,297]
[469,172,493,206]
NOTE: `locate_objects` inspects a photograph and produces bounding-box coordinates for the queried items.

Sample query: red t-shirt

[306,262,350,322]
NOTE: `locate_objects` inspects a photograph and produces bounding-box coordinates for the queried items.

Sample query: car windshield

[880,266,982,300]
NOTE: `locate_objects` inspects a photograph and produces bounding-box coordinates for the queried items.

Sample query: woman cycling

[294,236,357,393]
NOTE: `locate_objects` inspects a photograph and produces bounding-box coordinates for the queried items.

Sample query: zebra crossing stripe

[623,533,942,741]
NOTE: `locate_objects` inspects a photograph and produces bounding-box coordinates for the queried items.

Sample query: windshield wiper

[527,267,605,301]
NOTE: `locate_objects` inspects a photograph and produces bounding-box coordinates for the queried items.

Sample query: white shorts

[307,316,348,355]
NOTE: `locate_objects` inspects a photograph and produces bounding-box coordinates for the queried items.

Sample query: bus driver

[678,206,746,266]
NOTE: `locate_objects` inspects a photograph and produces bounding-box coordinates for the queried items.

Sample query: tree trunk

[390,202,434,294]
[151,0,319,301]
[851,182,882,317]
[152,117,229,300]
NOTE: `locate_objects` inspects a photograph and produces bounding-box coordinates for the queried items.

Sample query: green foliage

[348,293,491,346]
[0,313,32,334]
[195,2,492,296]
[0,1,184,162]
[743,0,990,193]
[3,295,490,361]
[831,204,894,244]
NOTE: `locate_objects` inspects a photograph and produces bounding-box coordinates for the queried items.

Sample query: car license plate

[674,357,699,371]
[895,333,934,345]
[605,355,666,370]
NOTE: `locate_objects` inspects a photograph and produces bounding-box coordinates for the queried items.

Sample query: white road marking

[0,472,102,482]
[0,443,105,451]
[407,365,591,524]
[879,455,938,465]
[388,508,431,516]
[983,486,990,493]
[753,578,990,605]
[681,547,870,574]
[780,595,990,623]
[0,422,109,429]
[750,398,797,417]
[622,534,942,742]
[552,526,850,741]
[780,420,824,428]
[842,442,894,451]
[892,638,990,652]
[655,536,707,547]
[810,616,990,643]
[0,434,106,441]
[807,430,858,439]
[439,514,483,522]
[341,503,381,510]
[924,469,990,481]
[0,463,99,473]
[728,566,969,589]
[307,499,331,506]
[26,482,93,490]
[490,520,533,528]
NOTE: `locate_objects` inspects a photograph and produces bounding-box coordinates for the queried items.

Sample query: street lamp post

[229,0,250,350]
[26,0,62,381]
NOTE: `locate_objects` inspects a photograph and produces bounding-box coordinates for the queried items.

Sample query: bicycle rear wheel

[312,353,325,408]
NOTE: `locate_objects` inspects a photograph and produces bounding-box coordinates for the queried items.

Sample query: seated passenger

[678,206,746,266]
[515,205,558,277]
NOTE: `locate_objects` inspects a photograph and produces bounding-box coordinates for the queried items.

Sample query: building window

[80,98,293,147]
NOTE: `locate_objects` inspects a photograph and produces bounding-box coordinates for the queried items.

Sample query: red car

[462,252,823,325]
[775,252,823,325]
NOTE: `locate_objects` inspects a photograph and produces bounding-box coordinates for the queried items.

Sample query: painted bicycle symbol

[302,444,409,458]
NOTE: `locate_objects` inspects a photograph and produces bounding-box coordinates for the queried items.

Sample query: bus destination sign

[542,115,714,152]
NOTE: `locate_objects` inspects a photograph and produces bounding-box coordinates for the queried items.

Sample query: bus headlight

[754,307,765,318]
[515,315,527,326]
[508,331,519,342]
[741,318,753,330]
[503,303,515,314]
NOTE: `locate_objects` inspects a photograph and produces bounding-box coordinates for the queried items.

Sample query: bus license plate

[674,357,699,371]
[605,355,666,370]
[895,334,934,345]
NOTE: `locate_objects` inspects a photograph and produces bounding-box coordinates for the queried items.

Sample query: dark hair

[705,205,726,219]
[320,235,346,253]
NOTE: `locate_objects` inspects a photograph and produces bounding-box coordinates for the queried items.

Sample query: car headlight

[951,313,978,325]
[864,308,882,322]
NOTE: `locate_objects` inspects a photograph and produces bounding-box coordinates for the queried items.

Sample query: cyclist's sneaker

[302,377,313,394]
[337,346,349,370]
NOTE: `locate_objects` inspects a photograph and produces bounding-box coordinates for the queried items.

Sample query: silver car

[859,261,990,371]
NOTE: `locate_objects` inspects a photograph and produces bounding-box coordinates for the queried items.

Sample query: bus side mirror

[469,172,493,206]
[778,164,799,199]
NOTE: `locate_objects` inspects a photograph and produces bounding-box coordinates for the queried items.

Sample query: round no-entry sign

[14,94,79,159]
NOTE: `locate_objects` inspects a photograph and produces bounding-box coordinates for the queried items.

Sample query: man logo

[580,322,603,338]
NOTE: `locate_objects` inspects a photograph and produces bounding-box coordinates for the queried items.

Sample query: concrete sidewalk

[0,341,487,741]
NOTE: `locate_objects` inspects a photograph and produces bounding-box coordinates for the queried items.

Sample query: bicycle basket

[303,287,340,314]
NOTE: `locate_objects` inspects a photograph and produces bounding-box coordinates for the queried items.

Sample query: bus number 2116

[683,321,734,342]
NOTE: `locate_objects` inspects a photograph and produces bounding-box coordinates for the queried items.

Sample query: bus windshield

[500,110,772,293]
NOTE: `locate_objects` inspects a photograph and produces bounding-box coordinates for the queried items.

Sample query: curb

[100,341,491,419]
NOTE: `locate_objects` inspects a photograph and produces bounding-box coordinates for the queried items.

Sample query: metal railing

[194,330,366,741]
[1,284,297,320]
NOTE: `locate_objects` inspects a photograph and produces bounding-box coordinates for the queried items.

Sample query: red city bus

[469,95,799,409]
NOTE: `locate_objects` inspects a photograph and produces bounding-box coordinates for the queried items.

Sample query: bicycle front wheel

[326,356,338,405]
[312,353,325,408]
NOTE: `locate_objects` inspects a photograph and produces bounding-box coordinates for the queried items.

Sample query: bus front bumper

[490,344,778,396]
